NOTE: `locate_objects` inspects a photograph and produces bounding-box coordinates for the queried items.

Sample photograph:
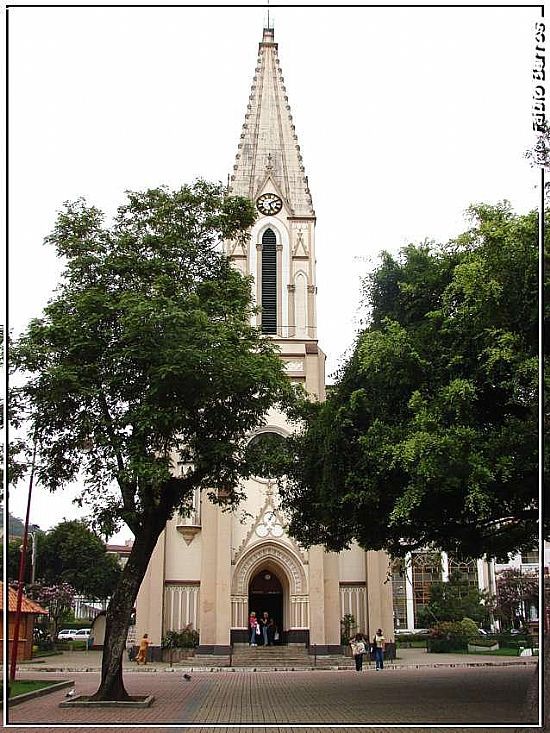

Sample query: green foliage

[10,181,291,536]
[36,520,121,599]
[161,625,199,649]
[281,203,541,559]
[244,432,290,479]
[9,180,293,700]
[428,619,478,652]
[340,613,356,645]
[416,572,491,625]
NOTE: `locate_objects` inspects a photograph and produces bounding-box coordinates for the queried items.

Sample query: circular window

[245,431,289,479]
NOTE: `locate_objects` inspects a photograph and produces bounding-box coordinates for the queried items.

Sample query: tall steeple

[229,26,314,217]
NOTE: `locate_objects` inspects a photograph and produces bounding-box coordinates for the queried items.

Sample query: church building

[134,24,394,658]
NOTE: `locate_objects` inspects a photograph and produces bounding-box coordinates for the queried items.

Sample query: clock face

[257,193,282,216]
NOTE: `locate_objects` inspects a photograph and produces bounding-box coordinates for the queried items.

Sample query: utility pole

[10,436,38,682]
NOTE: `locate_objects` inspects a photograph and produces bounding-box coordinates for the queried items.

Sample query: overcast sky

[6,3,542,541]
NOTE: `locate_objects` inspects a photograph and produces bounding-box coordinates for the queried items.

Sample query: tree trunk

[89,520,164,701]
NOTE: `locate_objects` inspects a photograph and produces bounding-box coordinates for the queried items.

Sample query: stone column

[197,495,232,654]
[307,545,326,651]
[365,550,394,641]
[405,552,415,630]
[323,551,342,653]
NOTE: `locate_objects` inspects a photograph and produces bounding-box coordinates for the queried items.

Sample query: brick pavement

[5,665,537,730]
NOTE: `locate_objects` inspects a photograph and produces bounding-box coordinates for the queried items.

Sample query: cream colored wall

[134,531,166,647]
[339,543,367,581]
[163,515,202,581]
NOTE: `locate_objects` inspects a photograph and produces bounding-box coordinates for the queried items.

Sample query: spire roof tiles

[229,27,315,217]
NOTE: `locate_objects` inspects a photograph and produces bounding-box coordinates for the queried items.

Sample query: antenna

[266,0,271,29]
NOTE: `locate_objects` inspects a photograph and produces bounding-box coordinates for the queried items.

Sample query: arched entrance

[249,569,283,643]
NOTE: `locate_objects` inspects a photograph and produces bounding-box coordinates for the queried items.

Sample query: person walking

[249,611,258,646]
[135,633,150,665]
[350,632,366,671]
[373,628,385,670]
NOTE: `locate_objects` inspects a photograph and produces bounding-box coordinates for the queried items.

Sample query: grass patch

[471,647,539,657]
[8,680,59,698]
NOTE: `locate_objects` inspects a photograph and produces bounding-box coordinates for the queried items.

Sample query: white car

[57,628,91,641]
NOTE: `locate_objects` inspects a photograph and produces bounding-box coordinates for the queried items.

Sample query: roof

[1,583,48,615]
[228,26,315,217]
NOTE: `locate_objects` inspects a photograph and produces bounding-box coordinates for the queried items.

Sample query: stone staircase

[175,645,352,670]
[231,644,313,669]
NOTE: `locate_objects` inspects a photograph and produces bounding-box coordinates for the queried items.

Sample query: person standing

[135,633,150,665]
[267,618,276,646]
[373,628,385,670]
[350,632,366,671]
[260,611,270,646]
[249,611,258,646]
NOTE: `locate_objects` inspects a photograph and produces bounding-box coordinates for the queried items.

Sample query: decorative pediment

[232,482,306,565]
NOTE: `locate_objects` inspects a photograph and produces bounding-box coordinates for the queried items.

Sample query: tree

[495,568,539,630]
[281,203,541,560]
[36,520,121,600]
[25,581,76,640]
[416,572,492,626]
[10,181,293,700]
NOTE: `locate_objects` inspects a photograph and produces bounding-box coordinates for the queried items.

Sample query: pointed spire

[228,26,315,217]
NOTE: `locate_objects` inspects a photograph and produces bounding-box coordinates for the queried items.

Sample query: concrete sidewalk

[9,645,538,673]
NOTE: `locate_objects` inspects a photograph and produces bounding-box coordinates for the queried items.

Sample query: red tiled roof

[0,582,48,615]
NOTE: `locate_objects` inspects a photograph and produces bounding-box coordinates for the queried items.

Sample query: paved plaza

[5,650,539,731]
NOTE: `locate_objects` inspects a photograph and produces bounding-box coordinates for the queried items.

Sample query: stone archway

[231,541,309,640]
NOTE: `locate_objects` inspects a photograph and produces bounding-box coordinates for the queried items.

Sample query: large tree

[281,203,541,559]
[36,520,121,600]
[10,181,292,700]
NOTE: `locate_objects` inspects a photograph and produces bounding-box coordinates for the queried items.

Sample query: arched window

[261,229,277,334]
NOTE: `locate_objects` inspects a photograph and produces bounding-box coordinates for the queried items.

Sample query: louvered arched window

[261,228,277,334]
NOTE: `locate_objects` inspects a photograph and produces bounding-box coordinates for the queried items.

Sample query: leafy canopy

[281,203,540,560]
[36,520,121,600]
[9,180,295,701]
[10,181,293,537]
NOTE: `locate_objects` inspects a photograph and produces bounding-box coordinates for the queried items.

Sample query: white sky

[6,2,542,542]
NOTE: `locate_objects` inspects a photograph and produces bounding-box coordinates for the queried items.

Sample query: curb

[9,658,538,674]
[8,679,74,707]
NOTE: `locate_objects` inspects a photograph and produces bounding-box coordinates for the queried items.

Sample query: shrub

[161,624,199,649]
[340,614,356,645]
[428,620,475,652]
[460,617,479,637]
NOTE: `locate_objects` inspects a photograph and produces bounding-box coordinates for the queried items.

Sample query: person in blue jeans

[260,611,270,645]
[373,628,385,669]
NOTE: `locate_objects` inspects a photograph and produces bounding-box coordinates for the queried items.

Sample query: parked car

[57,628,91,641]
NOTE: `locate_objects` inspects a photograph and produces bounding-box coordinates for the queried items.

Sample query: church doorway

[249,569,284,644]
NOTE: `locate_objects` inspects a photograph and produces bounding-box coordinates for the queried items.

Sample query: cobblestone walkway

[6,664,537,730]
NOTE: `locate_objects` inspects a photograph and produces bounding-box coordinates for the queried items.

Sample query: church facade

[134,25,394,657]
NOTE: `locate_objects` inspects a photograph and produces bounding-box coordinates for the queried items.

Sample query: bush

[340,614,356,646]
[460,617,479,637]
[428,620,477,652]
[161,624,199,649]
